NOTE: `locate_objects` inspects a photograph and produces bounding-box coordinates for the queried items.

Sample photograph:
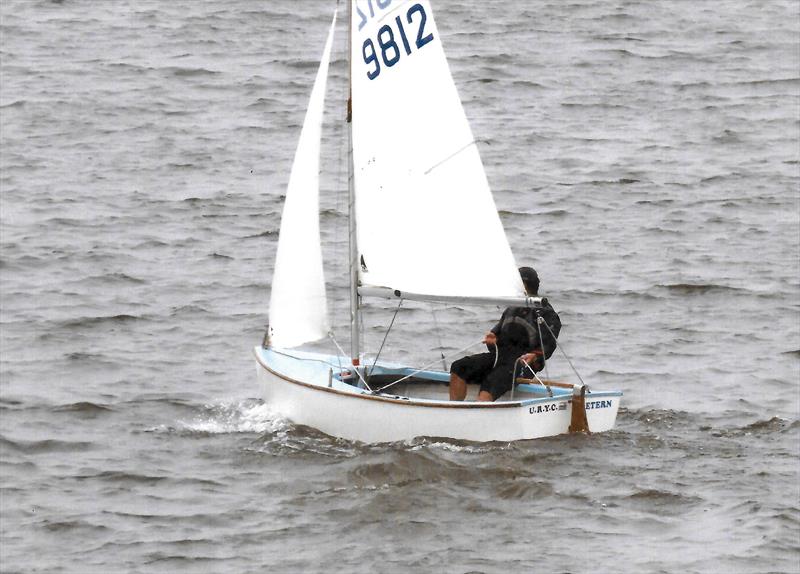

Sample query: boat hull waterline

[254,347,621,443]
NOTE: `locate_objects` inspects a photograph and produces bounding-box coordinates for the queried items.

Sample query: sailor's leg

[449,353,494,401]
[480,358,517,402]
[449,372,467,401]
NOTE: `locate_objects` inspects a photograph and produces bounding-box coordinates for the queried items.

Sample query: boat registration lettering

[585,400,613,410]
[355,0,394,30]
[359,3,434,80]
[528,400,613,415]
[529,403,567,414]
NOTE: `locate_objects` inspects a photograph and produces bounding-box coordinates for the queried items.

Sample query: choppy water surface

[1,1,798,573]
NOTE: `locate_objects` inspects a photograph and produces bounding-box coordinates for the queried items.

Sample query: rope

[374,339,485,394]
[535,313,550,380]
[511,357,519,400]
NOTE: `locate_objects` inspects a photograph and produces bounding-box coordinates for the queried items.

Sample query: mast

[346,0,360,366]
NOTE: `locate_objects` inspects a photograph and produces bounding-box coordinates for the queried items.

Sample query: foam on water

[169,400,289,435]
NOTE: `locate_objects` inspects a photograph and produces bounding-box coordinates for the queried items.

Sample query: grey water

[1,0,798,572]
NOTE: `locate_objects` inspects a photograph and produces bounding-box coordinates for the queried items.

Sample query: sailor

[449,267,562,402]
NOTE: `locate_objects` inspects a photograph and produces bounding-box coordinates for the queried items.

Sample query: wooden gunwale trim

[516,378,577,389]
[254,348,523,410]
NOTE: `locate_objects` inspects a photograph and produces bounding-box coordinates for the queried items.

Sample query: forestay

[349,0,525,301]
[268,10,338,348]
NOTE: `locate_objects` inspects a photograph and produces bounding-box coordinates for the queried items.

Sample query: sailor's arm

[486,308,509,344]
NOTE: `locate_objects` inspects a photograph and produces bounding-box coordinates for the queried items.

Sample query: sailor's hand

[521,352,542,366]
[483,332,497,345]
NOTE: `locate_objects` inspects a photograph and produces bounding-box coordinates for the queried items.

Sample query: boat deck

[257,347,620,406]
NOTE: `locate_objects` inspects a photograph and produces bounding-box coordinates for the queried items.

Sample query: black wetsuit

[450,299,561,400]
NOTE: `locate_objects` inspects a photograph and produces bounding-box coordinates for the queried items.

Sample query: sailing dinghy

[254,1,622,443]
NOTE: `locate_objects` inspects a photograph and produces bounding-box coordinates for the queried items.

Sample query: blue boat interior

[259,347,622,405]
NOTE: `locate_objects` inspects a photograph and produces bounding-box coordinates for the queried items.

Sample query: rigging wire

[430,303,448,371]
[329,333,372,391]
[266,345,347,371]
[374,339,484,394]
[367,298,403,383]
[516,357,551,398]
[535,313,550,380]
[358,293,365,361]
[541,320,587,387]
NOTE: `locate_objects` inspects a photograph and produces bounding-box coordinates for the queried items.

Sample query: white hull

[254,347,621,443]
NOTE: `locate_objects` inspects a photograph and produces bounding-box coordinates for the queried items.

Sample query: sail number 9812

[362,3,434,81]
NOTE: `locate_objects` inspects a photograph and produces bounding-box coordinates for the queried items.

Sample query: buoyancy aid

[492,300,561,359]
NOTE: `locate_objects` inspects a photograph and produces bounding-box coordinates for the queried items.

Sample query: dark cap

[519,267,539,295]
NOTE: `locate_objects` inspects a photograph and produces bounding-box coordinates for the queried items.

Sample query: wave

[244,229,277,240]
[169,304,209,316]
[0,397,25,410]
[79,273,145,285]
[556,288,661,302]
[59,314,142,329]
[134,239,169,248]
[72,470,168,484]
[623,488,703,512]
[733,77,800,87]
[408,437,516,454]
[164,66,221,78]
[561,101,630,110]
[739,416,794,435]
[344,445,527,489]
[629,408,698,428]
[42,217,84,227]
[592,34,645,43]
[510,80,546,89]
[555,177,642,186]
[657,283,745,295]
[40,519,111,534]
[247,96,282,109]
[0,435,95,454]
[51,401,113,414]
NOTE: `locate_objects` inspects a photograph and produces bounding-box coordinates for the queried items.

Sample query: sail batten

[268,10,338,349]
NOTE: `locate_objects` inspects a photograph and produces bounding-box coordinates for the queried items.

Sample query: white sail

[349,0,525,301]
[268,10,337,349]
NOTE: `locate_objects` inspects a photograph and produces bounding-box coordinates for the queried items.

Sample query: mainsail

[349,0,525,301]
[268,10,338,348]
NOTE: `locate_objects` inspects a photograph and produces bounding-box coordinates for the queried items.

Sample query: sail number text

[359,2,434,81]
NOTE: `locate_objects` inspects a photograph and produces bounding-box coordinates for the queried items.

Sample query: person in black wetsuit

[449,267,561,402]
